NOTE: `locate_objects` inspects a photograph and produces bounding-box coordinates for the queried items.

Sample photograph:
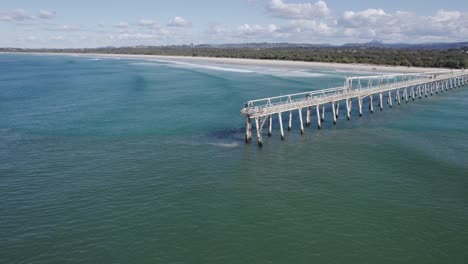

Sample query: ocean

[1,53,467,263]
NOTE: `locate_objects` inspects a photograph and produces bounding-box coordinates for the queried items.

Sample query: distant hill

[341,40,468,50]
[179,41,468,50]
[83,41,468,50]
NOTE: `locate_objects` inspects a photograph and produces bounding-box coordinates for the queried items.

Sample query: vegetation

[3,45,468,69]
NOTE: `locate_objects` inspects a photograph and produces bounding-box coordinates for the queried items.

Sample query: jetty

[241,70,468,146]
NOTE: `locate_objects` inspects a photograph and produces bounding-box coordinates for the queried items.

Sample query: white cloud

[47,24,81,32]
[237,24,264,35]
[432,10,461,22]
[167,16,191,27]
[338,8,468,42]
[114,22,129,28]
[138,19,160,29]
[139,19,155,26]
[267,0,330,19]
[39,9,56,19]
[0,9,34,21]
[113,33,159,40]
[341,9,388,28]
[51,35,65,41]
[268,24,278,32]
[282,20,334,35]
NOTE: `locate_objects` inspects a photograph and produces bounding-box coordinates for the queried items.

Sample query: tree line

[4,46,468,69]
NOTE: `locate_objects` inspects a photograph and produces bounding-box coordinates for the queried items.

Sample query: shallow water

[1,54,468,263]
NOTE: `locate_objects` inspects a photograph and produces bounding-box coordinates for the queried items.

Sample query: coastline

[6,52,449,73]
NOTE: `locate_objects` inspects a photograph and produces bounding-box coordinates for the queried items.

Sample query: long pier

[241,70,468,146]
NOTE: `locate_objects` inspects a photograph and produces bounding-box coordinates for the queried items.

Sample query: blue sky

[1,0,467,48]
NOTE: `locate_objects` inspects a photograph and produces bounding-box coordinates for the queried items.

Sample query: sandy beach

[20,52,450,74]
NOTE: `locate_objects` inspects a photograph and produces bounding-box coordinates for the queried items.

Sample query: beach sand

[25,52,449,74]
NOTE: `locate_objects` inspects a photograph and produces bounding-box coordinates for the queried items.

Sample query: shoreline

[5,52,449,73]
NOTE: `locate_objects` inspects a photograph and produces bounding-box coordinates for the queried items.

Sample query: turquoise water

[1,54,468,263]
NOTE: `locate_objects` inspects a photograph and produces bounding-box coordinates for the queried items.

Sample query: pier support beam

[388,91,393,108]
[255,118,262,147]
[288,111,292,131]
[379,93,383,111]
[268,115,272,137]
[369,95,374,113]
[397,89,401,105]
[332,102,337,124]
[404,87,408,103]
[411,86,415,100]
[335,101,340,118]
[346,98,352,120]
[278,112,284,140]
[245,117,252,144]
[316,105,321,129]
[321,105,325,122]
[358,97,363,117]
[298,108,304,134]
[306,107,311,127]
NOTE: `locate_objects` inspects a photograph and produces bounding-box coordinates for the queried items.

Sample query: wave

[131,59,328,77]
[146,59,254,73]
[254,68,326,77]
[208,142,240,148]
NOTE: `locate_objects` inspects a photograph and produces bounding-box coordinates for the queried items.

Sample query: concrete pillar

[316,105,321,129]
[245,117,252,144]
[411,86,415,100]
[332,102,337,124]
[358,97,363,117]
[404,87,408,103]
[306,107,311,127]
[379,92,383,111]
[298,108,304,134]
[369,94,374,113]
[430,83,433,96]
[388,91,393,108]
[255,117,262,147]
[278,112,284,140]
[268,115,272,137]
[321,104,325,122]
[288,111,292,131]
[335,101,340,118]
[346,98,352,120]
[418,85,422,99]
[425,84,428,97]
[397,89,401,105]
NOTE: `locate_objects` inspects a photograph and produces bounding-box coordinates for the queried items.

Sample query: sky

[0,0,467,48]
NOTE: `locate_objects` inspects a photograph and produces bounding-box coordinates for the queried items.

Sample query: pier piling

[268,115,272,137]
[245,117,252,144]
[316,105,322,129]
[298,108,304,134]
[278,112,284,140]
